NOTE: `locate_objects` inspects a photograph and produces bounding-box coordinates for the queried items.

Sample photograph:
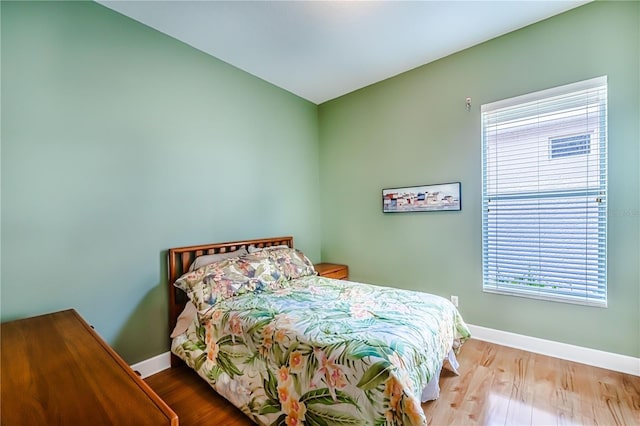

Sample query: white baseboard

[130,351,172,379]
[129,327,639,379]
[467,324,639,376]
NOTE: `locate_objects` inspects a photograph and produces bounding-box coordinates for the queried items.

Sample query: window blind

[481,76,607,307]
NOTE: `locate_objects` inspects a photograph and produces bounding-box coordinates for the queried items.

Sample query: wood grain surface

[1,309,178,425]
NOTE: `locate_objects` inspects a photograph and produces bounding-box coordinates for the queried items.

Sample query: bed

[168,236,470,426]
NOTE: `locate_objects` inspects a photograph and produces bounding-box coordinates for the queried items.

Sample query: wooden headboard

[167,236,293,364]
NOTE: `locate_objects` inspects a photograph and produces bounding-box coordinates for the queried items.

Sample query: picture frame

[382,182,461,213]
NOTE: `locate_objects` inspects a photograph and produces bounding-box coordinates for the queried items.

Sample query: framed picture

[382,182,461,213]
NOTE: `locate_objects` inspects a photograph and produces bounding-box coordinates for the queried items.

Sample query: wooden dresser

[314,262,349,280]
[1,309,178,425]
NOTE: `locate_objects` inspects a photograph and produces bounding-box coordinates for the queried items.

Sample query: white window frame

[481,76,608,307]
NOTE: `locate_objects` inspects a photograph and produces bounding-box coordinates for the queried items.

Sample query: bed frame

[167,236,294,366]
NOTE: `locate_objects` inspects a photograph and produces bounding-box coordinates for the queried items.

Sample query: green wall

[1,1,321,363]
[2,0,638,364]
[319,1,639,357]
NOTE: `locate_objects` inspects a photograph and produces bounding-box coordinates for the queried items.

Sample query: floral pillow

[174,256,284,311]
[253,247,317,280]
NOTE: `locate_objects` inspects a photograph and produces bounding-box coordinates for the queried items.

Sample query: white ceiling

[98,0,590,104]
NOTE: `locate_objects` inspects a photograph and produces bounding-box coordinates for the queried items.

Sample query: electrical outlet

[450,295,459,307]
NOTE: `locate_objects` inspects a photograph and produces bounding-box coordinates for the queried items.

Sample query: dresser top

[1,309,178,425]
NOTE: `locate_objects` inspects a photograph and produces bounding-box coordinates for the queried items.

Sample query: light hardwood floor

[145,339,640,425]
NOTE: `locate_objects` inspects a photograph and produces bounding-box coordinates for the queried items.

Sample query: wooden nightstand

[314,262,349,280]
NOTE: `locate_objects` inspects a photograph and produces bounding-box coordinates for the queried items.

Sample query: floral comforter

[172,276,470,426]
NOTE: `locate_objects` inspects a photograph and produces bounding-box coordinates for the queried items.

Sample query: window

[550,133,591,159]
[481,77,607,307]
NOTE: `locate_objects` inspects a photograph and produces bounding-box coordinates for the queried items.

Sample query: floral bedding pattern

[172,275,470,426]
[174,247,314,311]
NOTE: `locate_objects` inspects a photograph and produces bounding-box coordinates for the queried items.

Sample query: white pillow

[188,247,248,271]
[170,301,197,338]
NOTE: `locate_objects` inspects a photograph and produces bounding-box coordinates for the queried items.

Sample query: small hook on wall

[465,97,472,111]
